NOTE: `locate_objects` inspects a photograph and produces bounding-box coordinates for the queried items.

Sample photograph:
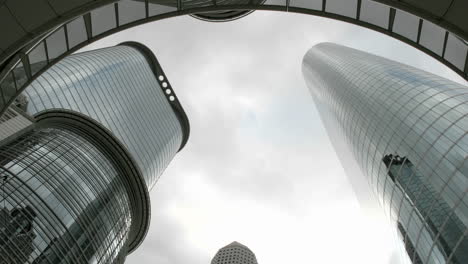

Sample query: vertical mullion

[115,3,119,27]
[356,0,362,20]
[388,8,396,32]
[64,25,70,51]
[416,19,423,44]
[441,31,449,58]
[0,77,6,106]
[83,13,93,40]
[463,52,468,78]
[22,54,32,80]
[322,0,326,12]
[11,70,17,92]
[43,40,50,64]
[145,0,149,18]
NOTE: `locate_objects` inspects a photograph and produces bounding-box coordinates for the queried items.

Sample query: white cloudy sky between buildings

[80,10,466,264]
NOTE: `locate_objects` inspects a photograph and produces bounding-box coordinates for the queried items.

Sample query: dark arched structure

[0,0,467,118]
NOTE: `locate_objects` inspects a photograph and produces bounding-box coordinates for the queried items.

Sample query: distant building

[211,241,258,264]
[303,43,468,263]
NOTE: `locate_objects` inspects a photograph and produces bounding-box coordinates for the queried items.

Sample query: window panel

[326,0,358,18]
[419,20,445,56]
[28,42,47,76]
[393,10,419,41]
[264,0,287,6]
[443,34,468,71]
[290,0,322,10]
[148,1,177,16]
[46,27,67,60]
[359,0,389,29]
[118,0,146,25]
[66,17,87,49]
[91,4,116,37]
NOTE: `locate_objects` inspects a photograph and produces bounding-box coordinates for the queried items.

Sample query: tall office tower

[23,42,189,189]
[302,43,467,264]
[211,241,258,264]
[0,43,189,263]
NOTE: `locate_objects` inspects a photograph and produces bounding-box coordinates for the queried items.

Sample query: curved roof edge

[190,10,256,22]
[373,0,468,41]
[118,41,190,152]
[189,0,266,22]
[0,2,466,119]
[34,109,151,255]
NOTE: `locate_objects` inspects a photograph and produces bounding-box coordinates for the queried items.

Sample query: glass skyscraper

[22,42,189,189]
[211,241,258,264]
[0,43,189,263]
[302,43,467,263]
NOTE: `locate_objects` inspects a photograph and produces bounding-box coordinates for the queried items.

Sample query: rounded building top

[211,241,258,264]
[119,41,190,151]
[224,241,249,248]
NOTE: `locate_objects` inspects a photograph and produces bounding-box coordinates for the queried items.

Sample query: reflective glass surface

[91,4,117,37]
[326,0,358,18]
[392,10,420,42]
[66,17,88,49]
[303,43,468,264]
[384,155,467,263]
[148,1,177,16]
[359,0,389,29]
[0,127,131,263]
[45,28,67,60]
[289,0,322,10]
[420,20,446,56]
[23,46,183,189]
[118,0,146,25]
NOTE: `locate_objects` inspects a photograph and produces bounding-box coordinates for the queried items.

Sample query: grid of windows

[0,126,132,263]
[303,43,468,263]
[22,45,183,189]
[211,242,258,264]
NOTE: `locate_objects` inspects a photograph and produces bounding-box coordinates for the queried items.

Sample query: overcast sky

[82,10,466,264]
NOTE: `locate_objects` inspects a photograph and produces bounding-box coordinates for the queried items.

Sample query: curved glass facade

[303,43,468,263]
[23,45,183,189]
[0,125,132,263]
[0,43,189,262]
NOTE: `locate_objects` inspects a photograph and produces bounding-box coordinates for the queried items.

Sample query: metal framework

[0,0,467,118]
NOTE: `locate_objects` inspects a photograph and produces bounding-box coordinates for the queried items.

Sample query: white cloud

[81,10,466,264]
